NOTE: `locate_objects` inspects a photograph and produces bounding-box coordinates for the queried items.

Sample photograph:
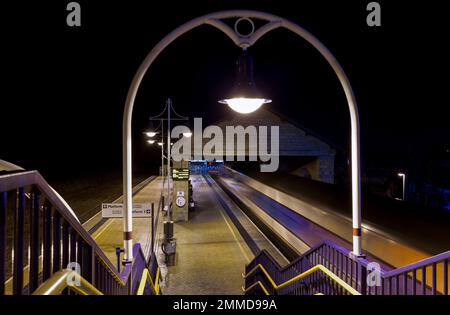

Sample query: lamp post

[167,98,171,216]
[122,10,363,262]
[398,173,406,201]
[146,99,189,219]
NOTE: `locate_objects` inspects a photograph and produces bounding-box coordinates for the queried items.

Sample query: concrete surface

[93,177,166,265]
[163,175,253,295]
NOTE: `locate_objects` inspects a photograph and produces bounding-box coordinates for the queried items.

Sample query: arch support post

[122,10,363,262]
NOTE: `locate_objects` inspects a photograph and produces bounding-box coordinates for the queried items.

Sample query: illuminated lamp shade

[143,120,159,137]
[145,132,157,138]
[219,49,271,114]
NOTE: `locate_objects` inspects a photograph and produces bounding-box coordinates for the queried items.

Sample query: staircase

[243,240,450,295]
[0,170,160,295]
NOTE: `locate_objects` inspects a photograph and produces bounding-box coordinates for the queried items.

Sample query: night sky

[2,0,449,180]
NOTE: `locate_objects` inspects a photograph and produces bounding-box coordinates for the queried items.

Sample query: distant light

[147,140,155,144]
[183,132,192,138]
[157,142,163,146]
[171,142,174,145]
[219,98,271,114]
[145,132,157,137]
[398,173,405,177]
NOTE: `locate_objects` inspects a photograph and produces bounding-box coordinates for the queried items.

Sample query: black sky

[1,0,449,179]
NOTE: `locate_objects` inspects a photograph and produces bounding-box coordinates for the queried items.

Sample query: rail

[32,269,103,295]
[136,267,161,295]
[243,264,360,295]
[136,252,161,295]
[380,249,449,295]
[245,240,449,295]
[0,170,161,295]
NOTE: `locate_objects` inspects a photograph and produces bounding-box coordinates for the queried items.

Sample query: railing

[243,263,360,295]
[32,269,103,295]
[245,240,368,295]
[0,170,159,295]
[244,240,450,295]
[380,250,449,295]
[137,266,161,295]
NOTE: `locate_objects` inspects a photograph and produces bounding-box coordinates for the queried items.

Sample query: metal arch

[234,18,255,38]
[122,9,363,261]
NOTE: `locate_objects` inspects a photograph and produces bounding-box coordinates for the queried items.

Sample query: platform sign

[172,168,189,180]
[101,203,152,218]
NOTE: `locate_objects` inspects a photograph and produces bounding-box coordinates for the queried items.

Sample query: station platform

[82,174,255,294]
[163,175,253,295]
[89,176,166,265]
[1,169,448,295]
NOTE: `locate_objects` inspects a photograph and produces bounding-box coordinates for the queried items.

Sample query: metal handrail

[0,171,123,280]
[32,269,103,295]
[136,267,161,295]
[0,170,155,295]
[383,250,450,278]
[244,281,270,295]
[243,263,361,295]
[246,240,449,295]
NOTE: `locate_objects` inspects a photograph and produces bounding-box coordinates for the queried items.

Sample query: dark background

[1,0,449,182]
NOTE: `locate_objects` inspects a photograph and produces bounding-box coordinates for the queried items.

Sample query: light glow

[220,97,271,114]
[145,132,157,137]
[157,142,163,146]
[147,140,155,144]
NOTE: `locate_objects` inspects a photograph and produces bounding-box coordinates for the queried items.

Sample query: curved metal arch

[122,10,362,261]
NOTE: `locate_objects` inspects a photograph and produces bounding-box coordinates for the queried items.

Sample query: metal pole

[167,98,171,218]
[161,119,164,178]
[122,10,363,261]
[402,174,406,200]
[115,247,124,272]
[151,203,155,254]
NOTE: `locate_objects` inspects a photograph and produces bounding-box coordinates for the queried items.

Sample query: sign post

[172,161,190,222]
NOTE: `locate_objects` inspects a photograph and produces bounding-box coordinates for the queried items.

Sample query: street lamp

[122,10,363,261]
[146,98,189,218]
[219,49,271,114]
[143,120,159,138]
[398,173,406,201]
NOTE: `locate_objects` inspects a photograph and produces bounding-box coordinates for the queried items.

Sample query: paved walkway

[163,175,253,295]
[93,177,166,265]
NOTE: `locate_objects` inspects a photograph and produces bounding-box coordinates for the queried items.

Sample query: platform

[163,175,253,295]
[91,176,166,265]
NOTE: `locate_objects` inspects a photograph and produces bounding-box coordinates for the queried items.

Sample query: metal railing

[380,250,449,295]
[137,267,161,295]
[243,263,360,295]
[32,269,103,295]
[245,240,449,295]
[0,170,160,295]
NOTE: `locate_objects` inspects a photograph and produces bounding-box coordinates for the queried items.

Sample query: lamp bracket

[206,17,282,49]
